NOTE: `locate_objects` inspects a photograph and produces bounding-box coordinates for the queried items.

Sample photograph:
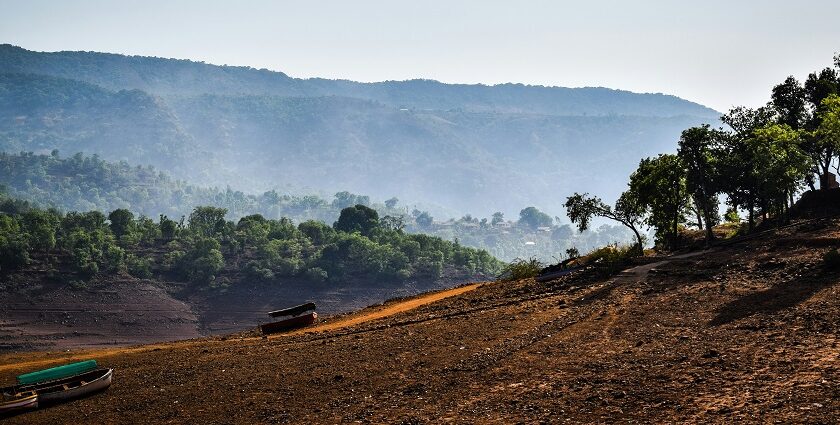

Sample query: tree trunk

[702,207,715,243]
[631,226,644,255]
[748,199,755,232]
[819,158,831,190]
[694,197,703,231]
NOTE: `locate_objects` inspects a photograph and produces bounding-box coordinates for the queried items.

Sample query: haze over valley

[0,44,718,219]
[1,2,839,422]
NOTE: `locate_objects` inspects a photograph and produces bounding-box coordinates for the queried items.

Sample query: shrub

[162,249,184,271]
[497,257,543,282]
[177,237,225,282]
[414,256,444,279]
[304,267,328,282]
[724,207,740,223]
[126,254,153,279]
[244,260,274,281]
[103,244,125,272]
[0,234,29,271]
[159,215,178,239]
[584,244,636,276]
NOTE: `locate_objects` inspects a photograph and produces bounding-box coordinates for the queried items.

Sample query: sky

[1,0,838,112]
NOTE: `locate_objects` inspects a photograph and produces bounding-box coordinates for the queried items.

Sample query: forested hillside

[0,45,718,215]
[0,190,500,288]
[0,151,633,262]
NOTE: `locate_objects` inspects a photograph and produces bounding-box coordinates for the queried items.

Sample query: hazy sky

[2,0,838,112]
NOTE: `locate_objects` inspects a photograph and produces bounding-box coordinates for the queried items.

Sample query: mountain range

[0,44,719,216]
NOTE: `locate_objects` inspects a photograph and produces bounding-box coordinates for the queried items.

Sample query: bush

[126,254,153,278]
[584,244,636,276]
[103,244,125,272]
[304,267,328,282]
[177,237,225,282]
[162,249,184,271]
[497,257,543,282]
[0,234,30,271]
[414,256,444,279]
[244,260,274,281]
[824,249,840,270]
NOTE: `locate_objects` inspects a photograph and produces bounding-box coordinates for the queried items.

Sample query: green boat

[16,360,98,386]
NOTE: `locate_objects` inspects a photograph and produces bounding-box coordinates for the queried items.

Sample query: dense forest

[565,54,840,250]
[0,45,717,215]
[0,190,501,288]
[0,151,633,262]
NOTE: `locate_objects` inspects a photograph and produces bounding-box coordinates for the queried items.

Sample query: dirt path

[0,282,486,373]
[613,249,711,282]
[282,282,483,336]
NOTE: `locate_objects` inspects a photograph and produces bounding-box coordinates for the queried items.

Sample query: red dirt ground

[1,218,838,424]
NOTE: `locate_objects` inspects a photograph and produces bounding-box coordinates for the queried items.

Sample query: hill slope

[2,216,837,423]
[0,45,719,215]
[0,44,719,118]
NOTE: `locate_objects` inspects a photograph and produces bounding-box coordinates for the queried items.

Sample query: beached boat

[16,360,98,385]
[260,311,318,334]
[13,368,112,405]
[267,302,316,318]
[0,391,37,415]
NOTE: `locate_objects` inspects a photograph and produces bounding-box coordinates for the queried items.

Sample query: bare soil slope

[1,219,838,424]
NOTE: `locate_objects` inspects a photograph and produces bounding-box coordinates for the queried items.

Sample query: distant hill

[0,44,720,216]
[0,44,718,118]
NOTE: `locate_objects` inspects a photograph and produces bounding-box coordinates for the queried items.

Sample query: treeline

[0,150,360,222]
[566,54,840,249]
[0,192,501,287]
[417,208,633,263]
[0,151,635,261]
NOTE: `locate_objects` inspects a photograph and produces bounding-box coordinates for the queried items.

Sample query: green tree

[413,210,433,229]
[188,206,228,237]
[629,154,689,247]
[813,94,840,182]
[159,214,178,239]
[21,209,60,251]
[380,215,406,232]
[298,220,334,245]
[179,237,225,282]
[334,204,379,236]
[771,76,808,129]
[564,191,645,252]
[108,208,135,239]
[385,197,399,209]
[491,212,505,226]
[332,191,370,209]
[517,207,553,229]
[802,66,840,187]
[0,215,29,270]
[677,125,724,242]
[750,124,811,222]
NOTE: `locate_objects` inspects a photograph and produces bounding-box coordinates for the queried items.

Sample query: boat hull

[0,393,38,415]
[260,312,317,334]
[13,368,113,405]
[268,302,317,318]
[38,368,112,404]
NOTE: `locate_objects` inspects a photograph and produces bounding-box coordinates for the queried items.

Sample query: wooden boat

[260,311,317,334]
[12,368,112,405]
[267,302,316,318]
[17,360,98,385]
[0,391,37,415]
